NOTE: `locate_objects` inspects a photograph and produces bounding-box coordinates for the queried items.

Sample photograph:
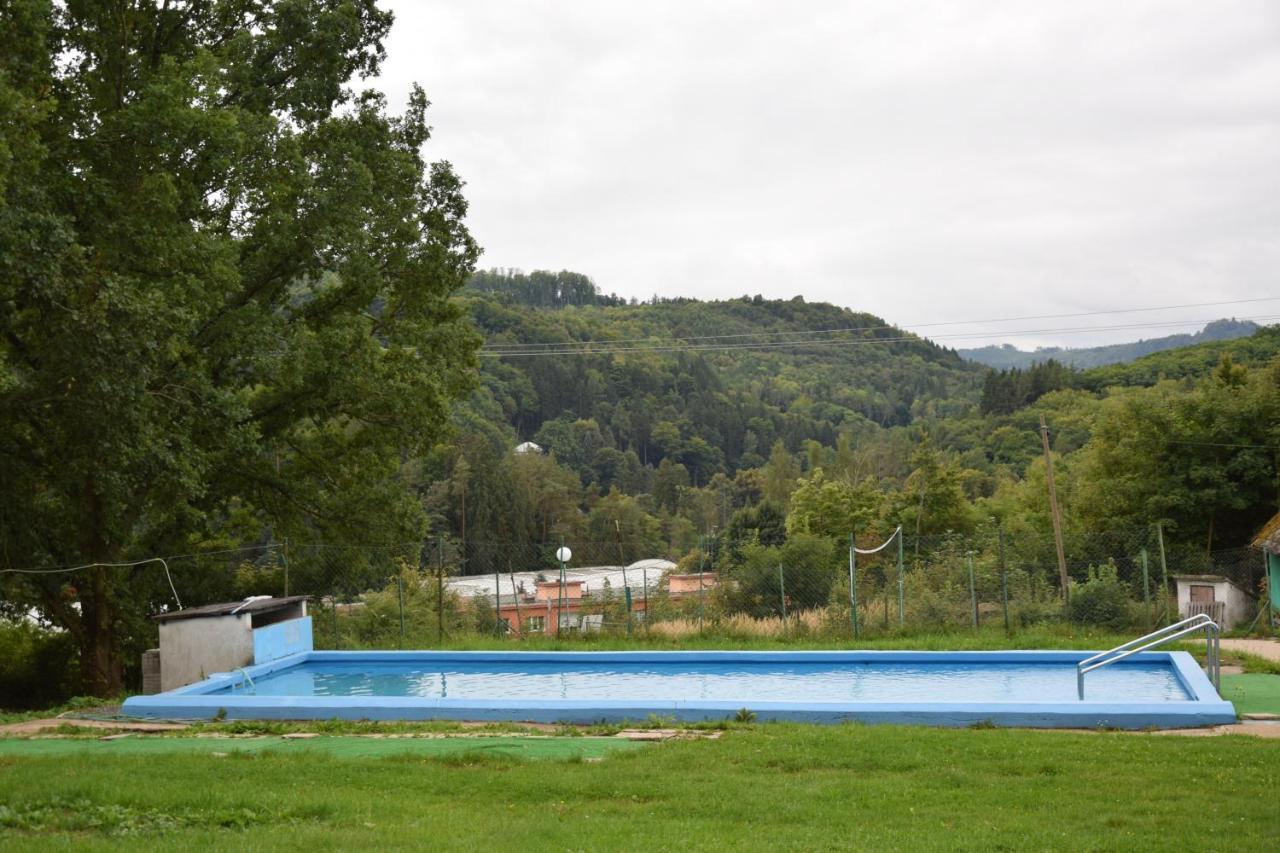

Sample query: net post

[998,526,1009,635]
[437,537,445,644]
[397,569,406,649]
[778,563,787,622]
[967,550,978,629]
[897,526,905,629]
[849,532,859,640]
[1141,547,1152,629]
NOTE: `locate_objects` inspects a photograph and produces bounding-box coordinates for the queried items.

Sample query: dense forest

[420,270,1280,573]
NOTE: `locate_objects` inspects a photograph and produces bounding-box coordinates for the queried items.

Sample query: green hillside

[418,270,1279,564]
[465,271,984,477]
[961,318,1260,369]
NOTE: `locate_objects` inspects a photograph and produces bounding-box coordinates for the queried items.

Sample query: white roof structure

[513,441,543,454]
[446,558,676,599]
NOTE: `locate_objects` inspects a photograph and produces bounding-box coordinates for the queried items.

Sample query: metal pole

[1039,414,1070,601]
[437,537,444,643]
[643,567,649,621]
[998,527,1009,634]
[897,527,905,629]
[282,538,289,598]
[332,587,340,649]
[558,536,566,638]
[511,573,523,637]
[1140,548,1152,629]
[967,551,978,628]
[849,532,859,639]
[1156,522,1170,622]
[778,563,787,621]
[494,568,502,636]
[698,535,706,628]
[397,571,406,649]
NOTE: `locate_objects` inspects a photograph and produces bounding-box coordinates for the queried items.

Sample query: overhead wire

[480,296,1280,353]
[479,313,1280,358]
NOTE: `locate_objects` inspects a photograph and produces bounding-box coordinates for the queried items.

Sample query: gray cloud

[371,1,1280,347]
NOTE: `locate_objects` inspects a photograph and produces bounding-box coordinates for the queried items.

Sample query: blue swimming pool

[122,650,1236,729]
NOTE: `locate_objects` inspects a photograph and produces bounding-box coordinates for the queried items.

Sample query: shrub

[0,621,83,710]
[1068,561,1136,630]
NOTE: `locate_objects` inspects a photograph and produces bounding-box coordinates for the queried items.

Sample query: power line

[1167,441,1279,450]
[480,296,1280,353]
[0,543,281,575]
[479,313,1280,358]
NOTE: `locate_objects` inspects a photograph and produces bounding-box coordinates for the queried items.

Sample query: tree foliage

[0,0,480,693]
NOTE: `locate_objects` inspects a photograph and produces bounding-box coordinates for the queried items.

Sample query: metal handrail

[1077,614,1219,700]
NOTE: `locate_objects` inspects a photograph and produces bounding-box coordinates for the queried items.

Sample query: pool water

[216,659,1190,704]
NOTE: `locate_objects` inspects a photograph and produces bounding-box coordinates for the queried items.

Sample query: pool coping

[121,650,1237,730]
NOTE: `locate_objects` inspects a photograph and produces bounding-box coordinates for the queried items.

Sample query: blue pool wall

[121,649,1235,729]
[252,616,313,665]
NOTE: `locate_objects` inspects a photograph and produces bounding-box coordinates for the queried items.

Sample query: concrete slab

[0,718,188,736]
[1220,638,1280,662]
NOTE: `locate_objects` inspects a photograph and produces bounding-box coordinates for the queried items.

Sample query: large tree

[0,1,480,694]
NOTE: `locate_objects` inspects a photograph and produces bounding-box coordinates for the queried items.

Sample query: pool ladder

[1077,613,1220,700]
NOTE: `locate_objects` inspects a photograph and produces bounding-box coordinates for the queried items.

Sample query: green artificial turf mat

[1220,673,1280,715]
[0,734,646,761]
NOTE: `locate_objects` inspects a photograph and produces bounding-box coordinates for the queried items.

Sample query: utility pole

[1039,414,1070,601]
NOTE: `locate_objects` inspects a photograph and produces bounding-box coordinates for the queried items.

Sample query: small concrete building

[152,596,311,692]
[1172,575,1254,630]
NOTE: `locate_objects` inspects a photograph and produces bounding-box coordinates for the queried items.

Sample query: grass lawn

[2,725,1278,850]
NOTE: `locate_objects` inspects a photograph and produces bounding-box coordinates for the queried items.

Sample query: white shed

[1172,574,1255,630]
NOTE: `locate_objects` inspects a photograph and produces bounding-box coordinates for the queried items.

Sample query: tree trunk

[79,566,124,696]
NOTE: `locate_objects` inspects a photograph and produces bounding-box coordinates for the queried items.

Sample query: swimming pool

[122,650,1235,729]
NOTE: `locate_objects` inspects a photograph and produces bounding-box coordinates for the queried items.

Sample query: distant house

[514,441,543,455]
[1251,511,1280,624]
[444,558,688,636]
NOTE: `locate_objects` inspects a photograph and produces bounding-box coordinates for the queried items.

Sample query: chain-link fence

[199,524,1271,648]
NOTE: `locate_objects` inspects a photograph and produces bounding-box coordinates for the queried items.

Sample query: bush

[1068,561,1136,630]
[0,621,83,710]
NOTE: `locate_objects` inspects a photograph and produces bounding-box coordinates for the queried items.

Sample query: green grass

[1,725,1277,850]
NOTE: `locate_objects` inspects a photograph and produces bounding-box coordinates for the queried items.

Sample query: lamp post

[555,543,572,636]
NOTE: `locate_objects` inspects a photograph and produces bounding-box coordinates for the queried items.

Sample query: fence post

[282,538,289,598]
[494,567,502,636]
[642,568,649,623]
[397,570,406,649]
[1140,548,1152,628]
[1156,522,1170,622]
[897,527,905,629]
[332,587,340,649]
[511,573,523,637]
[849,532,859,640]
[998,527,1009,635]
[778,563,787,622]
[697,534,706,629]
[437,537,445,644]
[967,551,978,629]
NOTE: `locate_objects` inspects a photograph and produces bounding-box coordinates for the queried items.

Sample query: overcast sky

[371,1,1280,349]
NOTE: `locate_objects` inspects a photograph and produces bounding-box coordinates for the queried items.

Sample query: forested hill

[459,270,984,479]
[960,318,1259,369]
